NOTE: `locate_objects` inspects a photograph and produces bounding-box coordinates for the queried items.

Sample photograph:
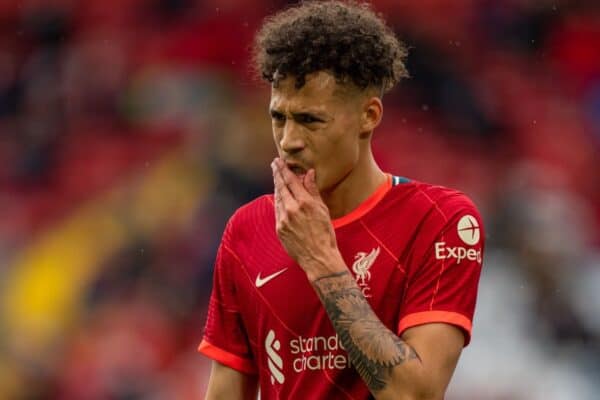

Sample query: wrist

[304,252,347,283]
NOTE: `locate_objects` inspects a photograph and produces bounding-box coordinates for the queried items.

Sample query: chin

[317,174,336,193]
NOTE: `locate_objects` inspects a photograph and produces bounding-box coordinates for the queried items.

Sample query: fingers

[303,169,320,197]
[272,160,296,202]
[272,158,323,235]
[272,160,298,224]
[273,158,310,200]
[273,175,283,221]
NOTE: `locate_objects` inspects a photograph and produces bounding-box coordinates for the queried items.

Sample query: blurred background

[0,0,598,398]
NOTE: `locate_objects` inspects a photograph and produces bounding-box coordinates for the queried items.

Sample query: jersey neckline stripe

[331,174,393,229]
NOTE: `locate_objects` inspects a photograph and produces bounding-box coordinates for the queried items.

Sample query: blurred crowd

[0,0,598,399]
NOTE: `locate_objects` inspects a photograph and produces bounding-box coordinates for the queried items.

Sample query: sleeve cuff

[198,339,257,375]
[397,311,473,346]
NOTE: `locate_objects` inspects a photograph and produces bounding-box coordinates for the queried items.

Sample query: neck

[320,148,387,220]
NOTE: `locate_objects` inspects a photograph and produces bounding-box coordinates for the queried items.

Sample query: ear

[359,96,383,138]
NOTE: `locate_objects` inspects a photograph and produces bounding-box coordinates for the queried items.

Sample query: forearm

[312,270,431,400]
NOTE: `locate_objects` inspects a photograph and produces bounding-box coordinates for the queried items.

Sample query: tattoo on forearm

[313,271,421,393]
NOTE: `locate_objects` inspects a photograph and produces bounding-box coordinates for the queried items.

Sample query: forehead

[270,71,346,111]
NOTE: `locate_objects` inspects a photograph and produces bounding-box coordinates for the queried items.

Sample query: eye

[271,111,286,124]
[296,114,320,124]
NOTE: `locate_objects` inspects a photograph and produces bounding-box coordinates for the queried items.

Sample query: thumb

[304,169,320,197]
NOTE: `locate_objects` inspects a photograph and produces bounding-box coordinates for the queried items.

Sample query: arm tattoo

[313,271,421,393]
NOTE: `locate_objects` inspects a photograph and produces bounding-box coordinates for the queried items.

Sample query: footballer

[199,1,484,399]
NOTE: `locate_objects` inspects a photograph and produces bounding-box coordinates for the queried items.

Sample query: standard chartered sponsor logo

[265,331,351,380]
[290,334,351,372]
[265,330,284,384]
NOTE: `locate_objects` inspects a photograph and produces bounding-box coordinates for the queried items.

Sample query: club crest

[352,247,380,297]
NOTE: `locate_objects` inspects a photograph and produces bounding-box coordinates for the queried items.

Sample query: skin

[205,71,465,400]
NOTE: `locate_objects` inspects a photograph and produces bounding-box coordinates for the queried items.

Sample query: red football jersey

[199,175,484,399]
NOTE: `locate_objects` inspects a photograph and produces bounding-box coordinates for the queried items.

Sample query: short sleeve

[198,223,257,374]
[398,201,484,346]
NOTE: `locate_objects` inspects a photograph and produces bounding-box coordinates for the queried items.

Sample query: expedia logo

[457,215,480,245]
[435,214,482,264]
[265,330,284,385]
[435,242,482,264]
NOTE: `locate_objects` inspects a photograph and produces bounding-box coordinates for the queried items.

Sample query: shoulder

[229,194,274,226]
[382,178,480,219]
[409,180,481,221]
[410,181,485,254]
[224,194,275,243]
[384,179,486,272]
[359,177,482,230]
[383,178,483,244]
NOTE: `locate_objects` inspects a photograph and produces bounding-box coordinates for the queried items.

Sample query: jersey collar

[331,174,392,229]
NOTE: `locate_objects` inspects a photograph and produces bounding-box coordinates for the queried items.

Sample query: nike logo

[255,268,288,288]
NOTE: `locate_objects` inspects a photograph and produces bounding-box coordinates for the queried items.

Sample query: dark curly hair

[252,0,408,93]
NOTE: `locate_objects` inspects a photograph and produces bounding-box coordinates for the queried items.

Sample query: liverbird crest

[352,247,380,286]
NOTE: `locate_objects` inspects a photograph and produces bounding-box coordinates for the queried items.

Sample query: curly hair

[252,0,408,93]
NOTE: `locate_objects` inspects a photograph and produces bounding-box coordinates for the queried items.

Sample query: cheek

[316,126,360,185]
[272,127,282,151]
[337,137,360,171]
[331,123,360,160]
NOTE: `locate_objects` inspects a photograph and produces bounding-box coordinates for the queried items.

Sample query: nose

[279,121,305,155]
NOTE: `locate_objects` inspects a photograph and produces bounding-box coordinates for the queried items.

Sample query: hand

[271,158,346,281]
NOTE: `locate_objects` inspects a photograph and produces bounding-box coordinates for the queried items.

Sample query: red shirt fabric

[199,175,484,399]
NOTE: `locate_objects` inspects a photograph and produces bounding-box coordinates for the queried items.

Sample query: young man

[199,1,484,399]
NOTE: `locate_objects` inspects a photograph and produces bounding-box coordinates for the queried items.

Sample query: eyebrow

[269,108,329,121]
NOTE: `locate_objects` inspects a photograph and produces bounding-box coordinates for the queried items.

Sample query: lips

[284,161,308,176]
[289,165,306,175]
